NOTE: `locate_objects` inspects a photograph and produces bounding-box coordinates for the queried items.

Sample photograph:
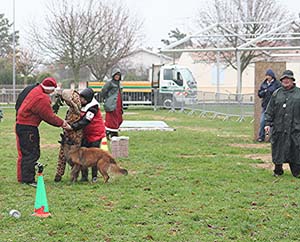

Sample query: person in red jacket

[71,88,106,182]
[15,77,71,187]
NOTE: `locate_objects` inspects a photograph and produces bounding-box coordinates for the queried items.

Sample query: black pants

[80,139,101,179]
[16,124,40,183]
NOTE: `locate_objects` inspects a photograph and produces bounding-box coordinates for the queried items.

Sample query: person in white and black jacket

[71,88,106,182]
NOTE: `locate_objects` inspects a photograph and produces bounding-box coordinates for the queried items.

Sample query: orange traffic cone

[32,166,51,218]
[101,136,109,152]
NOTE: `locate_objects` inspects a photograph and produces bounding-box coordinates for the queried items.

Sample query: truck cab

[152,64,197,108]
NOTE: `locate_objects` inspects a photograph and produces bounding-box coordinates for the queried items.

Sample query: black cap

[80,88,94,103]
[280,70,295,81]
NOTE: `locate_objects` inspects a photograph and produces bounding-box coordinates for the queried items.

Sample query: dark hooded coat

[258,70,281,110]
[265,85,300,164]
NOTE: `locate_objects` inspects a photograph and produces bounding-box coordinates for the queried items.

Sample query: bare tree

[0,13,19,58]
[29,0,141,85]
[87,3,141,81]
[161,28,187,46]
[195,0,291,92]
[16,48,41,85]
[290,22,300,46]
[30,0,108,85]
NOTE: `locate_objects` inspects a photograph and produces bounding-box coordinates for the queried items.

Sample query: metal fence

[0,88,254,121]
[152,89,254,122]
[0,88,23,104]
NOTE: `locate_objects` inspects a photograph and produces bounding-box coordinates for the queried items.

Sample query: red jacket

[16,85,63,127]
[82,109,106,142]
[76,98,106,143]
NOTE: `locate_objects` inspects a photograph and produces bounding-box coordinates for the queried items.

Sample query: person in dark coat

[100,69,123,139]
[265,70,300,177]
[15,77,71,187]
[257,69,281,142]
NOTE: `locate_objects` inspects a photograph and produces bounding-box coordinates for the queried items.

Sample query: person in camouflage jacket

[54,89,83,182]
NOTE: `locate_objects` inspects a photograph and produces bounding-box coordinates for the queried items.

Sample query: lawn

[0,107,299,242]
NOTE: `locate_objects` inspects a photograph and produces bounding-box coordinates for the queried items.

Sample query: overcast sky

[1,0,300,49]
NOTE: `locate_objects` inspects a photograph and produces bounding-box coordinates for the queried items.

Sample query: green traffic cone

[32,173,51,217]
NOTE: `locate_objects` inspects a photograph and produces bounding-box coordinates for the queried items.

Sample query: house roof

[132,48,172,60]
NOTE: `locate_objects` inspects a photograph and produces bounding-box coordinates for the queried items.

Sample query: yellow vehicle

[88,81,153,105]
[88,64,197,108]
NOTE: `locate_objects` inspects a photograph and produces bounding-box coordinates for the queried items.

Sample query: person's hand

[264,126,270,135]
[62,120,72,131]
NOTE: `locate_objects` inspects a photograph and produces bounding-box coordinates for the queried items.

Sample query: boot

[54,174,62,182]
[92,165,98,183]
[110,132,118,138]
[106,130,111,140]
[80,168,89,182]
[289,163,300,178]
[273,164,284,177]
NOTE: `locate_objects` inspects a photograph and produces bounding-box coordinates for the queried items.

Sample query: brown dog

[63,139,128,183]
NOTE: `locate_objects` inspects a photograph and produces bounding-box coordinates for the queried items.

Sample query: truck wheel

[163,97,173,109]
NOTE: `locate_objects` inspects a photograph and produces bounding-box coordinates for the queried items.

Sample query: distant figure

[265,70,300,177]
[100,69,123,139]
[257,69,281,142]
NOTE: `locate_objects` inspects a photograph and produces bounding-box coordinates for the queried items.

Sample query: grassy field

[0,107,299,242]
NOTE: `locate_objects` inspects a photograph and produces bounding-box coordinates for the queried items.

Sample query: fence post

[153,88,158,111]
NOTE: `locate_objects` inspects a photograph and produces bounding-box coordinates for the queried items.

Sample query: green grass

[0,107,299,241]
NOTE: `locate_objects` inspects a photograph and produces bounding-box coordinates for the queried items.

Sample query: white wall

[178,53,255,94]
[287,62,300,87]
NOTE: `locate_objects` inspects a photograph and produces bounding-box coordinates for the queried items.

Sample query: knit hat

[41,77,57,90]
[80,88,94,103]
[265,69,275,79]
[280,70,295,81]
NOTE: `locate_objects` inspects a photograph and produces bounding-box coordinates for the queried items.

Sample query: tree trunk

[72,67,80,89]
[23,75,28,86]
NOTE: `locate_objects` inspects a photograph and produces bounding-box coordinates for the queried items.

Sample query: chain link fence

[152,89,254,122]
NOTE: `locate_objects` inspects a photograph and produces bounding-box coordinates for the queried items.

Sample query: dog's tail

[109,158,128,175]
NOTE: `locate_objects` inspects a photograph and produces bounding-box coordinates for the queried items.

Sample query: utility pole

[12,0,16,102]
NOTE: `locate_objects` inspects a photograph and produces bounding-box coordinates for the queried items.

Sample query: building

[121,48,172,69]
[178,52,255,94]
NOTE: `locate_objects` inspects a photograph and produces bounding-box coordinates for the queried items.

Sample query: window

[163,69,173,80]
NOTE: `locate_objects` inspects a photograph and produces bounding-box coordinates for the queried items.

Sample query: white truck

[88,64,197,108]
[151,64,197,108]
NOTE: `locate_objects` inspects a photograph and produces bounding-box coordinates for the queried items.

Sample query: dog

[62,137,128,183]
